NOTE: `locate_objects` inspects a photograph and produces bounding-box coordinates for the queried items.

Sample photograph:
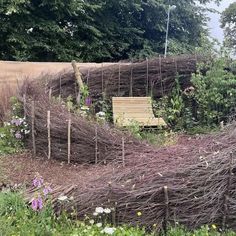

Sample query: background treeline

[0,0,220,62]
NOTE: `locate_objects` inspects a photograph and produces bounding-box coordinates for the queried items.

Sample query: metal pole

[164,5,170,58]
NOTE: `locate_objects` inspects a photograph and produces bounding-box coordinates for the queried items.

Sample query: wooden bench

[112,97,167,127]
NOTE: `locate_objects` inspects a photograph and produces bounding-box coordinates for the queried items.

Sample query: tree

[221,2,236,55]
[0,0,223,62]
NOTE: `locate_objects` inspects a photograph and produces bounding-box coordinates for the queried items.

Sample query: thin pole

[31,101,36,157]
[118,63,121,96]
[47,110,51,160]
[95,127,98,164]
[68,116,71,164]
[164,6,171,58]
[122,137,125,167]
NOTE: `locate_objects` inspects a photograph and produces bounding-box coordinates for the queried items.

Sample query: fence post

[95,127,98,164]
[68,115,71,164]
[129,63,133,97]
[146,57,149,96]
[23,94,26,118]
[47,110,51,160]
[122,137,125,167]
[163,185,169,236]
[31,101,36,157]
[49,88,52,100]
[159,55,164,96]
[118,63,121,96]
[222,152,234,230]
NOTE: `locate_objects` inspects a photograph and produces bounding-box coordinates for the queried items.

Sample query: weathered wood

[112,97,166,127]
[47,110,51,160]
[95,127,98,164]
[31,101,36,157]
[122,137,125,167]
[68,116,71,164]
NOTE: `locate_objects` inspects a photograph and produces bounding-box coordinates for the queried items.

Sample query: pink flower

[15,132,22,139]
[33,175,44,188]
[43,185,52,196]
[38,197,43,210]
[31,198,38,211]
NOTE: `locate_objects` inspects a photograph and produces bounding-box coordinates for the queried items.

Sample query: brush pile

[43,55,204,100]
[19,55,236,231]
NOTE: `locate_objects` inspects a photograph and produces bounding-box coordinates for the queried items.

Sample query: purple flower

[85,97,92,106]
[33,175,44,188]
[38,196,43,210]
[15,132,22,139]
[31,198,38,211]
[43,185,52,196]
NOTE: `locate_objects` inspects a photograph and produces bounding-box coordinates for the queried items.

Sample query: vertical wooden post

[159,55,164,96]
[95,127,98,164]
[122,137,125,167]
[49,88,52,100]
[59,76,62,101]
[222,152,234,230]
[163,185,169,236]
[23,94,26,118]
[31,101,36,157]
[102,63,104,95]
[118,63,121,96]
[129,63,133,97]
[146,58,149,96]
[68,116,71,164]
[87,69,90,85]
[47,110,51,160]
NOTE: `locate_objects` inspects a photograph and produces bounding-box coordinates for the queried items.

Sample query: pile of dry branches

[43,55,203,100]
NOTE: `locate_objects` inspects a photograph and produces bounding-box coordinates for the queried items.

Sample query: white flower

[104,208,111,214]
[93,212,98,216]
[89,219,95,225]
[96,223,102,227]
[102,227,116,235]
[95,207,104,214]
[58,195,68,201]
[27,28,33,33]
[96,111,106,117]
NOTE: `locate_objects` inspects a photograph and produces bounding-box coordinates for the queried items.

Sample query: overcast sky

[207,0,235,43]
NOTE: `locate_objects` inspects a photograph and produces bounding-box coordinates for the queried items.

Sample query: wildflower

[93,212,98,216]
[137,211,142,216]
[33,174,44,188]
[85,97,92,106]
[95,207,104,214]
[89,219,95,225]
[15,132,22,139]
[43,185,52,196]
[102,227,116,235]
[58,195,68,201]
[38,196,43,210]
[96,223,102,227]
[212,224,217,230]
[31,198,38,211]
[104,208,111,214]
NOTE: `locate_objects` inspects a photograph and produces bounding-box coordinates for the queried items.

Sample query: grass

[0,191,236,236]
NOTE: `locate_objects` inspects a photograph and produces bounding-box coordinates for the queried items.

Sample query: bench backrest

[112,97,156,126]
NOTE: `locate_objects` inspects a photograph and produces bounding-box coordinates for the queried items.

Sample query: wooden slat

[112,97,167,127]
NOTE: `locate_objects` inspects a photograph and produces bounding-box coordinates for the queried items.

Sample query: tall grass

[0,83,16,124]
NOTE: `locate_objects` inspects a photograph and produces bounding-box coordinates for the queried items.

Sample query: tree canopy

[0,0,221,62]
[221,2,236,55]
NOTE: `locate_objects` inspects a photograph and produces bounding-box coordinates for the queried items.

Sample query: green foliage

[191,58,236,125]
[221,2,236,55]
[0,0,223,62]
[0,191,151,236]
[0,97,29,155]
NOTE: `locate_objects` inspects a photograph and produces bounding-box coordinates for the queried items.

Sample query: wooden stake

[222,152,234,230]
[118,63,121,96]
[68,116,71,164]
[95,127,98,164]
[146,58,149,96]
[122,137,125,167]
[102,63,104,95]
[163,185,169,236]
[23,94,26,118]
[31,101,36,157]
[47,110,51,160]
[49,87,52,100]
[129,64,133,97]
[159,55,164,96]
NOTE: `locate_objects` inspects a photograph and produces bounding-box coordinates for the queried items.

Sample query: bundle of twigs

[24,126,236,231]
[42,55,203,101]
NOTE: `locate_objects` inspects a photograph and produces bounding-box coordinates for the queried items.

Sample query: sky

[207,0,235,43]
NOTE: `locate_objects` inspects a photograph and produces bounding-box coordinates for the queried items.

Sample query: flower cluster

[90,207,116,235]
[30,173,52,211]
[10,116,30,139]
